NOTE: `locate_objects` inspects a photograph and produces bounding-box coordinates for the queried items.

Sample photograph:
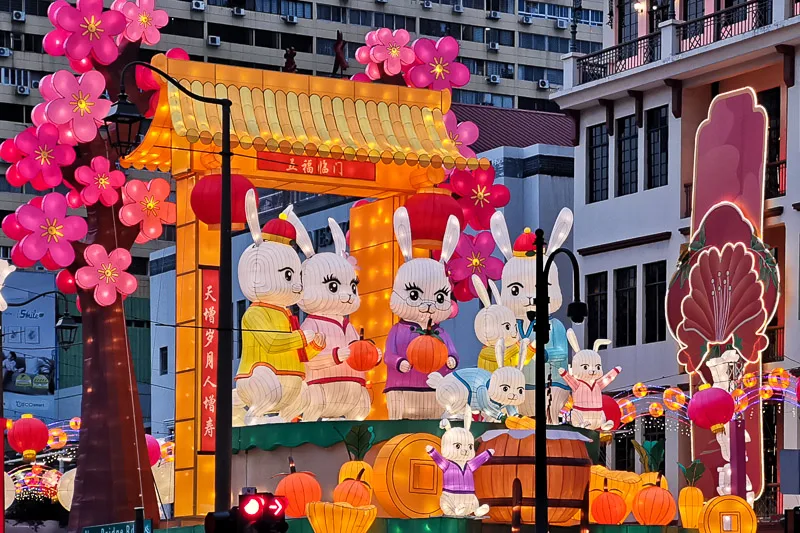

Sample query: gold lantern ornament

[678,460,706,528]
[306,502,378,533]
[663,387,687,411]
[632,382,648,398]
[699,495,756,533]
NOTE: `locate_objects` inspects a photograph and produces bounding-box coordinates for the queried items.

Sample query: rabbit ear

[286,208,315,258]
[490,211,513,261]
[472,275,491,308]
[566,328,581,353]
[245,189,262,246]
[328,218,348,257]
[440,418,452,432]
[548,208,574,253]
[517,343,527,371]
[463,405,472,432]
[494,337,505,368]
[593,339,612,352]
[487,279,501,304]
[393,207,413,263]
[439,215,461,264]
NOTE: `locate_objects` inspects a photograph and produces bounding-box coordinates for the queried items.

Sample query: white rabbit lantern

[283,213,380,422]
[473,275,528,373]
[384,207,461,420]
[427,337,527,422]
[234,189,325,424]
[560,329,621,430]
[490,208,574,423]
[426,407,494,517]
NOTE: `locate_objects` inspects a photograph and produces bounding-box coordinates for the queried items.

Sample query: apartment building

[552,0,800,522]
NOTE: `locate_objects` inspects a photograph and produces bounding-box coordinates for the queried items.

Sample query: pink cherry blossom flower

[75,156,126,207]
[15,193,87,268]
[121,0,169,46]
[75,244,138,307]
[448,167,510,230]
[446,231,503,301]
[14,124,76,190]
[443,111,479,159]
[356,28,414,79]
[408,37,470,91]
[42,1,70,56]
[56,0,126,65]
[350,73,372,84]
[45,70,110,144]
[136,48,189,117]
[119,178,176,243]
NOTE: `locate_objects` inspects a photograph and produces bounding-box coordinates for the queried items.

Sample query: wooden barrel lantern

[474,432,591,524]
[372,433,443,519]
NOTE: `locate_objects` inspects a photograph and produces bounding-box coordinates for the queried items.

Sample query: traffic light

[204,492,287,533]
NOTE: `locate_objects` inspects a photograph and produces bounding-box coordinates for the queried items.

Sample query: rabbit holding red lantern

[384,207,461,420]
[282,214,381,422]
[234,189,325,424]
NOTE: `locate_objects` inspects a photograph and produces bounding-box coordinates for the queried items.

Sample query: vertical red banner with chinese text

[200,268,219,453]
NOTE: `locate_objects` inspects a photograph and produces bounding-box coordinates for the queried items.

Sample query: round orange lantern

[648,402,664,417]
[190,173,256,230]
[632,382,648,398]
[48,428,68,450]
[333,468,371,507]
[663,387,687,411]
[347,329,381,372]
[768,368,790,389]
[403,168,465,250]
[406,324,449,374]
[742,372,758,388]
[8,414,49,462]
[760,385,774,400]
[273,457,321,518]
[633,475,676,526]
[591,480,627,525]
[618,398,636,424]
[69,417,81,431]
[731,389,748,413]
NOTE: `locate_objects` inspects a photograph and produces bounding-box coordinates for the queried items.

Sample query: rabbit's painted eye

[327,281,339,293]
[508,282,522,296]
[351,281,358,294]
[504,323,511,330]
[582,364,589,370]
[595,364,602,370]
[518,387,524,395]
[501,385,509,392]
[408,290,420,301]
[468,444,473,450]
[455,443,461,449]
[279,267,294,282]
[435,292,446,304]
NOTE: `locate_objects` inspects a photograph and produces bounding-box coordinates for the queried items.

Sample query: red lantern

[687,383,734,434]
[404,189,464,249]
[145,434,161,467]
[602,394,622,431]
[8,414,49,462]
[190,174,255,230]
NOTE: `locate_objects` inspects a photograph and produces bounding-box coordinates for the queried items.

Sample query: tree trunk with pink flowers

[0,0,176,528]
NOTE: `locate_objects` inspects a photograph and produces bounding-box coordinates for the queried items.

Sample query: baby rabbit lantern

[385,207,461,420]
[427,407,494,517]
[490,208,574,423]
[560,328,620,430]
[473,275,528,372]
[234,189,325,424]
[284,213,380,421]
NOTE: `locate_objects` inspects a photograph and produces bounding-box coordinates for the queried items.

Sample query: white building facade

[553,0,800,520]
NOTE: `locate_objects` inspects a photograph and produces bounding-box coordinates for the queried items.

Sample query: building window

[280,0,312,17]
[614,427,636,472]
[316,4,345,21]
[159,347,168,375]
[646,106,668,189]
[587,272,608,347]
[644,261,666,343]
[642,415,666,474]
[587,124,609,203]
[615,266,637,347]
[618,0,638,44]
[616,115,638,196]
[486,61,514,79]
[758,88,782,198]
[349,8,373,25]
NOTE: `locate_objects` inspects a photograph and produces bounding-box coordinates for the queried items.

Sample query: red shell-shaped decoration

[687,384,734,433]
[404,188,464,250]
[8,414,49,462]
[601,394,622,431]
[189,174,255,230]
[676,242,768,367]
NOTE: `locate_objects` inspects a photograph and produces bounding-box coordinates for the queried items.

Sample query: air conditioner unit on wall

[520,15,533,23]
[191,0,206,11]
[422,0,434,8]
[453,3,464,12]
[555,18,569,29]
[11,10,25,21]
[16,85,29,96]
[488,41,500,51]
[488,74,501,84]
[232,6,246,15]
[537,79,550,89]
[282,14,299,22]
[487,10,501,19]
[207,35,221,46]
[0,47,11,57]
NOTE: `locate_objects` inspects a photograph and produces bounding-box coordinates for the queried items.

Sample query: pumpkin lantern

[591,479,627,525]
[334,469,371,507]
[678,460,706,528]
[338,425,375,493]
[273,456,322,518]
[8,414,49,462]
[189,173,256,230]
[632,439,668,489]
[688,383,735,434]
[407,320,449,374]
[346,329,381,372]
[633,475,676,526]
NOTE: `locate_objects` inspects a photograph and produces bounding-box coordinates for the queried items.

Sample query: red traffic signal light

[239,493,287,522]
[241,495,266,520]
[267,497,287,517]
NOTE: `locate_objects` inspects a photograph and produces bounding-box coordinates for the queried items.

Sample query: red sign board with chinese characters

[257,153,376,181]
[200,268,219,453]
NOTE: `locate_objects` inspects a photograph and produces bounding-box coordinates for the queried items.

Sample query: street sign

[83,519,152,533]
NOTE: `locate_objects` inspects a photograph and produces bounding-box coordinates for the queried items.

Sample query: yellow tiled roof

[122,57,491,173]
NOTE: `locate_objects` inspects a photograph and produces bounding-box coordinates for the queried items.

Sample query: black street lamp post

[106,61,234,512]
[532,228,587,533]
[2,290,79,350]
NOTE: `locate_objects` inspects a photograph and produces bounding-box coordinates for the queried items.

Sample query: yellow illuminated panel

[175,371,196,422]
[176,326,196,373]
[174,420,195,470]
[174,469,195,517]
[175,273,197,323]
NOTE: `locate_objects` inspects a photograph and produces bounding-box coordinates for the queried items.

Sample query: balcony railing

[677,0,772,53]
[763,326,784,363]
[576,32,661,84]
[755,483,782,522]
[765,160,786,198]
